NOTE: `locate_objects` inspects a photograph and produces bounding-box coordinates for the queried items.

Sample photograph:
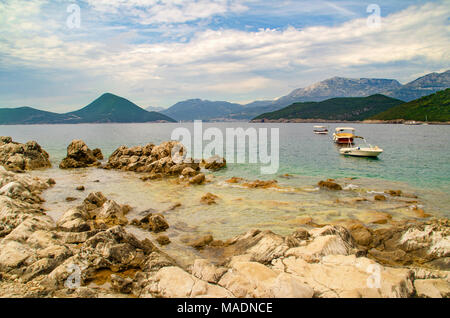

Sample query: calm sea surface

[1,123,449,190]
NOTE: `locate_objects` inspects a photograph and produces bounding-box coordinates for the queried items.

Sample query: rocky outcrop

[104,141,198,174]
[57,192,130,232]
[368,219,450,269]
[0,137,51,171]
[202,155,226,171]
[104,141,225,183]
[0,167,448,298]
[59,140,101,169]
[131,213,169,233]
[92,148,103,160]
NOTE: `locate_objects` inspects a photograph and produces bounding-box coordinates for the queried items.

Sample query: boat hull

[339,148,383,157]
[333,133,354,144]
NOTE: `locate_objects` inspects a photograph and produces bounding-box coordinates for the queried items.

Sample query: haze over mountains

[159,70,449,121]
[0,70,448,124]
[0,93,175,125]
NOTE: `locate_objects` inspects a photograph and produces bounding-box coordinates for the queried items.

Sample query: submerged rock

[131,213,169,233]
[318,180,342,190]
[225,177,279,189]
[0,137,51,171]
[200,193,219,205]
[202,155,227,171]
[189,173,205,185]
[59,140,101,169]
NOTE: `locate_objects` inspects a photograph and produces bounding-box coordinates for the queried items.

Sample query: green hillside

[0,93,176,124]
[253,94,404,121]
[69,93,175,123]
[371,89,450,122]
[0,107,74,125]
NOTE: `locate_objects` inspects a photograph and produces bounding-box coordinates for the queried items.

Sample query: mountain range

[253,95,405,122]
[0,93,175,125]
[158,70,449,121]
[1,70,448,124]
[252,89,450,122]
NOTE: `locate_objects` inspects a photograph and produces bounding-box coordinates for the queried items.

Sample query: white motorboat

[313,126,328,135]
[339,137,383,158]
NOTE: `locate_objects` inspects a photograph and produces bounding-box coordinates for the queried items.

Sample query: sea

[1,122,449,265]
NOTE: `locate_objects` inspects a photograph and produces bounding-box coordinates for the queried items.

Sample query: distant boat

[313,125,328,135]
[339,137,383,158]
[404,121,421,125]
[333,127,355,144]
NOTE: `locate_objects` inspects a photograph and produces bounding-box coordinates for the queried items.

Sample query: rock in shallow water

[59,140,101,169]
[0,137,51,172]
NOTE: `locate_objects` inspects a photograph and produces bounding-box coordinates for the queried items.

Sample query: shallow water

[1,122,449,265]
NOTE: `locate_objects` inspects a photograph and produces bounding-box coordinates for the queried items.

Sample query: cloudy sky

[0,0,449,112]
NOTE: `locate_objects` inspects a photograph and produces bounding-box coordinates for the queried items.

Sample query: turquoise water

[1,123,449,191]
[1,123,448,263]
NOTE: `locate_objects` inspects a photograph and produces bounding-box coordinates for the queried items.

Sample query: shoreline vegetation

[251,119,450,125]
[252,89,450,124]
[0,136,449,298]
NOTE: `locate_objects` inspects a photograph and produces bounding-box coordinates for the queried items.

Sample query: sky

[0,0,449,112]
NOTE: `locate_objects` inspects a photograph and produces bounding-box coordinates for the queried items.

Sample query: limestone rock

[203,155,226,171]
[280,254,414,298]
[200,193,219,205]
[414,279,450,298]
[318,180,342,190]
[59,140,101,169]
[189,173,205,185]
[0,137,51,171]
[218,261,313,298]
[142,266,233,298]
[191,259,227,284]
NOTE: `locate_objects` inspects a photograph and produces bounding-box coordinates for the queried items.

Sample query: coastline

[0,137,449,298]
[251,118,450,125]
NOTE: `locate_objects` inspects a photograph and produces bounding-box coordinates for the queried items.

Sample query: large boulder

[218,261,314,298]
[104,141,201,181]
[276,254,414,298]
[368,219,450,269]
[0,137,51,171]
[139,266,233,298]
[59,140,101,169]
[57,192,130,232]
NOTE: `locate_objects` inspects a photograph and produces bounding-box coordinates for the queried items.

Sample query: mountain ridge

[371,88,450,122]
[159,70,449,121]
[0,93,176,125]
[252,94,405,122]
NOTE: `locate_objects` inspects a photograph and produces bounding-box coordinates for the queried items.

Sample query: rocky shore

[0,137,448,298]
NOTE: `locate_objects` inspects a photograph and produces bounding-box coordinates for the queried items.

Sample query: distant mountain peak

[0,93,175,124]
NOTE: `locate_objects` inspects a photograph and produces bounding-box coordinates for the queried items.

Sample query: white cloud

[84,0,249,24]
[0,0,449,109]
